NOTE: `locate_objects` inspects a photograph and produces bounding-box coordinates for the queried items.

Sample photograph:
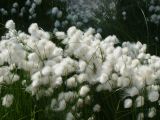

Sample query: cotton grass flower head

[51,7,59,15]
[137,112,144,120]
[66,112,74,120]
[55,99,66,111]
[55,32,66,39]
[42,66,51,76]
[79,85,90,97]
[28,23,39,35]
[136,96,144,108]
[148,90,159,102]
[34,0,42,5]
[125,87,139,97]
[66,77,77,88]
[77,98,83,108]
[98,73,109,84]
[5,20,15,30]
[2,94,14,108]
[78,60,87,72]
[148,107,156,118]
[93,104,101,112]
[124,98,132,108]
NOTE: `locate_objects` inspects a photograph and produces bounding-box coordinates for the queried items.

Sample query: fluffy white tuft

[124,98,132,108]
[5,20,15,30]
[79,85,90,97]
[2,94,14,108]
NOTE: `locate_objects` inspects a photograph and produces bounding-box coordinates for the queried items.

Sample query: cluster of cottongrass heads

[1,19,160,120]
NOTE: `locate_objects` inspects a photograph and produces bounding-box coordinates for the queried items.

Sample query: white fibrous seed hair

[93,104,101,112]
[5,20,15,30]
[55,32,66,39]
[66,77,77,88]
[148,107,156,118]
[148,90,159,102]
[79,85,90,97]
[125,87,139,97]
[137,113,144,120]
[66,112,74,120]
[124,98,132,108]
[136,96,144,108]
[2,94,14,108]
[34,0,42,5]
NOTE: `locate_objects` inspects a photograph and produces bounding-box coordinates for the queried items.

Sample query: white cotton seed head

[138,66,154,85]
[32,71,41,81]
[133,76,145,89]
[137,113,144,120]
[28,53,39,62]
[66,77,77,88]
[54,65,63,76]
[12,74,20,83]
[85,95,91,104]
[140,44,147,53]
[45,88,53,96]
[54,20,60,28]
[28,23,38,34]
[31,79,39,88]
[113,47,122,58]
[77,98,83,107]
[136,96,144,107]
[22,80,26,86]
[13,2,18,8]
[79,85,90,97]
[55,77,63,86]
[96,84,104,92]
[34,0,42,5]
[55,32,66,39]
[51,7,59,15]
[131,59,140,67]
[111,73,118,81]
[148,90,159,102]
[58,92,64,101]
[42,66,51,76]
[66,112,74,120]
[148,107,156,118]
[99,73,108,83]
[2,94,14,108]
[126,87,139,97]
[67,26,77,37]
[5,20,15,30]
[57,11,63,18]
[93,104,101,112]
[11,8,17,14]
[84,27,95,37]
[138,53,145,59]
[79,60,87,72]
[77,73,87,84]
[117,77,130,87]
[122,47,128,54]
[56,99,66,111]
[124,98,132,108]
[51,98,57,109]
[147,85,160,92]
[64,92,75,102]
[52,47,63,57]
[95,33,102,39]
[104,35,119,44]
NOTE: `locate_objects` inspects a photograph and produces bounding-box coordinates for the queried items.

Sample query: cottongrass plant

[0,20,160,119]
